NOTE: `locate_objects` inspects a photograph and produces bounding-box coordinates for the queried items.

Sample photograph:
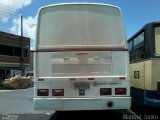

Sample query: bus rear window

[37,4,126,49]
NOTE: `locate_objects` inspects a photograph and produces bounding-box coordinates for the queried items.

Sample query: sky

[0,0,160,50]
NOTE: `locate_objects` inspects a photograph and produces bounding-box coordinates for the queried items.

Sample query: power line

[0,3,34,17]
[0,3,34,16]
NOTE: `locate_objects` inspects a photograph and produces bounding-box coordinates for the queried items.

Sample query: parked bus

[34,3,130,111]
[128,22,160,107]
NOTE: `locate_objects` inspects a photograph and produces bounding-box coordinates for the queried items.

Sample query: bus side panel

[152,59,160,91]
[130,62,145,89]
[144,60,152,90]
[145,60,160,107]
[130,62,145,105]
[131,60,160,106]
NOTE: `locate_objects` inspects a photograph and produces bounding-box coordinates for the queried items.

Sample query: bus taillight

[119,77,125,80]
[100,88,112,95]
[115,88,126,95]
[88,77,94,80]
[52,89,64,96]
[69,78,76,81]
[37,89,49,96]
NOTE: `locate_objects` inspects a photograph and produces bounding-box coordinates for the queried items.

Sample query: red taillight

[69,78,76,81]
[100,88,112,95]
[115,88,126,95]
[119,77,125,80]
[38,78,44,81]
[37,89,49,96]
[88,77,94,80]
[52,89,64,96]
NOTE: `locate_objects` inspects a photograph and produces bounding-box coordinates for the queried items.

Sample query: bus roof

[38,3,120,11]
[127,21,160,42]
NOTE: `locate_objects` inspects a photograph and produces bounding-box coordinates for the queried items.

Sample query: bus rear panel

[34,3,130,111]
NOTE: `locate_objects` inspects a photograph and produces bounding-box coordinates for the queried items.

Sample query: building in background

[29,50,34,71]
[0,31,30,82]
[26,50,34,78]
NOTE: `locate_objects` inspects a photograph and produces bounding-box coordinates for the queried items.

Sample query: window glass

[133,32,144,49]
[128,41,132,51]
[38,4,127,48]
[155,27,160,55]
[132,32,145,61]
[128,40,133,61]
[132,48,145,60]
[14,47,21,57]
[0,44,13,56]
[23,48,28,57]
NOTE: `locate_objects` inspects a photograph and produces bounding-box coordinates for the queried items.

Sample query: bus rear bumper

[34,97,131,111]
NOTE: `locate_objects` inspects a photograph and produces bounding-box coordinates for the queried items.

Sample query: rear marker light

[115,88,126,95]
[37,89,49,96]
[69,78,76,81]
[119,77,125,80]
[100,88,112,95]
[52,89,64,96]
[88,77,94,80]
[38,78,44,81]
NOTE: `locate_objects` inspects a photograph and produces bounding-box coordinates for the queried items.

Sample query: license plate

[74,82,90,89]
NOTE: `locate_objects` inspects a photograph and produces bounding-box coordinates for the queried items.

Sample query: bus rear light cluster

[115,88,126,95]
[52,89,64,96]
[37,89,49,96]
[100,88,126,95]
[100,88,112,95]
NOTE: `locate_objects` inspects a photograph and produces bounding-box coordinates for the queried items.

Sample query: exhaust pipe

[107,101,113,108]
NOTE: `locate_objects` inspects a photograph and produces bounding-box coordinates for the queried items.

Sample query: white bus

[34,3,131,111]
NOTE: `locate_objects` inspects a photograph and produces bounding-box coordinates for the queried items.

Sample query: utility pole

[20,14,24,76]
[21,14,23,38]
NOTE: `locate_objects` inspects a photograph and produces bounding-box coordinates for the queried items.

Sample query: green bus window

[155,27,160,55]
[133,32,144,49]
[128,41,133,61]
[128,41,132,51]
[132,32,145,61]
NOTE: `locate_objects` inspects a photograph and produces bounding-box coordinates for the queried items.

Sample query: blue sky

[0,0,160,49]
